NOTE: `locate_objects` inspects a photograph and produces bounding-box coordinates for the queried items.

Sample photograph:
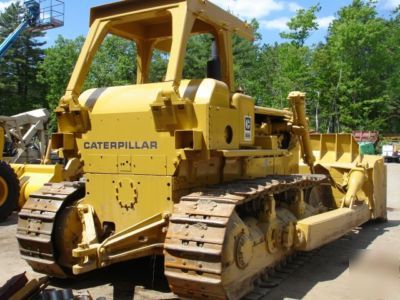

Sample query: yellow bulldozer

[16,1,386,299]
[0,126,20,221]
[0,109,71,221]
[0,109,61,221]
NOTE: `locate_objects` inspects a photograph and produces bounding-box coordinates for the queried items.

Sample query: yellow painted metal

[73,212,167,274]
[296,204,371,251]
[359,154,387,219]
[288,92,316,172]
[310,133,360,164]
[9,277,48,300]
[0,175,8,206]
[343,167,367,207]
[254,106,292,118]
[16,0,385,284]
[0,126,12,209]
[300,133,387,220]
[1,113,64,214]
[46,0,300,271]
[11,164,64,209]
[55,0,253,138]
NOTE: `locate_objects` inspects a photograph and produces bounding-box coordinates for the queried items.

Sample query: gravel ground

[0,164,399,300]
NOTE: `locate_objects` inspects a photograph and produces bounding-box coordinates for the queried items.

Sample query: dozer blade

[300,133,387,220]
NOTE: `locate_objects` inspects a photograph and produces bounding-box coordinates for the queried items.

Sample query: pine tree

[0,1,46,115]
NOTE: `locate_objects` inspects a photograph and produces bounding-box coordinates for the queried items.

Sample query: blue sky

[0,0,399,46]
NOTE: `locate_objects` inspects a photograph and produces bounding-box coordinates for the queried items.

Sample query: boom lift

[0,0,64,59]
[15,1,386,299]
[0,0,64,220]
[0,0,39,59]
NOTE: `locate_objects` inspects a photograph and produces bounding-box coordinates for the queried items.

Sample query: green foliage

[0,1,45,115]
[37,36,84,111]
[85,35,136,89]
[233,20,262,97]
[38,34,136,130]
[3,0,400,134]
[384,9,400,132]
[280,4,321,46]
[257,43,314,108]
[183,34,211,79]
[312,0,391,132]
[149,50,168,83]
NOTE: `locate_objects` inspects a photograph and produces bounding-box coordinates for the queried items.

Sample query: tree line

[0,0,399,133]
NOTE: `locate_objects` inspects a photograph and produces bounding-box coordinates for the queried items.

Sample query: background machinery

[352,130,379,155]
[0,108,49,220]
[381,134,400,163]
[16,1,386,299]
[0,0,64,220]
[1,108,49,164]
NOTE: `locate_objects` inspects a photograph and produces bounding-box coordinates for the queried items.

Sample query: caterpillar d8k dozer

[17,1,386,299]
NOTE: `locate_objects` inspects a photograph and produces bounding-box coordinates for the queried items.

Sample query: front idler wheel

[0,161,19,221]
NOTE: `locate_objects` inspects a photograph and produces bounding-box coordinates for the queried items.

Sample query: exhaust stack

[207,39,222,80]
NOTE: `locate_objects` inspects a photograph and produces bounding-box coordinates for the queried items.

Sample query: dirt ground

[0,164,399,300]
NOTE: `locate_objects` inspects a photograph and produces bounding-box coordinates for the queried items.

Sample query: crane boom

[0,21,30,59]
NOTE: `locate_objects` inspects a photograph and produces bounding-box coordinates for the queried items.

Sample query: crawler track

[16,182,84,278]
[164,174,326,299]
[16,175,325,300]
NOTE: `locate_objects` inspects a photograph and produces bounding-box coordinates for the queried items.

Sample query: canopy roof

[90,0,254,52]
[66,0,254,97]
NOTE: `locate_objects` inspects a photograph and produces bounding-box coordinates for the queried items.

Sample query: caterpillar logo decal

[244,116,252,141]
[83,141,158,150]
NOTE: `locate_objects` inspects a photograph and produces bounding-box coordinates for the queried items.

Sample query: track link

[164,174,326,299]
[16,182,84,278]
